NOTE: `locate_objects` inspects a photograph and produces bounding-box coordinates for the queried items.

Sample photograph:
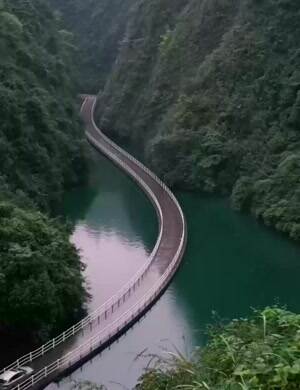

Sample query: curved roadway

[82,96,185,276]
[3,95,187,390]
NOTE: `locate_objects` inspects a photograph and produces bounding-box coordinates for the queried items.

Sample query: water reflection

[53,289,195,390]
[63,149,158,309]
[54,149,300,390]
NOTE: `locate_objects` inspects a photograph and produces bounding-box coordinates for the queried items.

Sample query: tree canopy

[0,202,86,338]
[0,0,87,212]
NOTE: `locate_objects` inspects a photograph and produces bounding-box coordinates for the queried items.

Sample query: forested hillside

[0,0,87,348]
[0,0,86,211]
[54,0,300,241]
[97,0,300,241]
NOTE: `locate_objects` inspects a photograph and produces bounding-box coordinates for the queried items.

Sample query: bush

[137,307,300,390]
[0,202,87,339]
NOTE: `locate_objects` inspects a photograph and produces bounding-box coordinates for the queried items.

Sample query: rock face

[53,0,300,241]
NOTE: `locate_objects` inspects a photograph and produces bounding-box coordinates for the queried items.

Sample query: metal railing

[5,96,186,390]
[1,98,165,375]
[12,200,186,390]
[89,97,168,189]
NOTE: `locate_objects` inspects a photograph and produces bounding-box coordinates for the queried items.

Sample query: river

[55,146,300,390]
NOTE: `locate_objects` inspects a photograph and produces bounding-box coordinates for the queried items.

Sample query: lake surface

[55,146,300,390]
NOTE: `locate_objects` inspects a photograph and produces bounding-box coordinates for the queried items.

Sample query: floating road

[1,95,187,390]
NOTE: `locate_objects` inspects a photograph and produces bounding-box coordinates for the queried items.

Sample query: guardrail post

[29,352,33,362]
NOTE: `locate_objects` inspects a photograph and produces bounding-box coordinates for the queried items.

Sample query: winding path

[2,96,187,390]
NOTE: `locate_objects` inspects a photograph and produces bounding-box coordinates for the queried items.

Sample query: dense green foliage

[137,307,300,390]
[57,0,300,241]
[96,0,300,241]
[0,202,86,338]
[0,0,86,211]
[0,0,87,339]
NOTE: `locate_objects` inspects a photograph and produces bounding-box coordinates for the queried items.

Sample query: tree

[0,202,87,339]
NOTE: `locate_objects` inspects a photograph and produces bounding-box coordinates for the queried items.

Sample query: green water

[56,147,300,390]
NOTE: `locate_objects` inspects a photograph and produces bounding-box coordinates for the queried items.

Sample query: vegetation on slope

[0,0,87,212]
[137,307,300,390]
[0,0,87,341]
[42,3,300,389]
[91,0,300,241]
[0,202,86,339]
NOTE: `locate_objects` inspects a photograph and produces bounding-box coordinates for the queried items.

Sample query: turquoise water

[54,147,300,390]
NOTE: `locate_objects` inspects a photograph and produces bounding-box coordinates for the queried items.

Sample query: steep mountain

[99,0,300,241]
[49,0,136,93]
[51,0,300,241]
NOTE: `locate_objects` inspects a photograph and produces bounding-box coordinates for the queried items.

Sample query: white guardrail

[13,224,185,390]
[1,98,164,375]
[7,96,186,390]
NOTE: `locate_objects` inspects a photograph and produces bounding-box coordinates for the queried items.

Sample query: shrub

[0,202,87,339]
[137,307,300,390]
